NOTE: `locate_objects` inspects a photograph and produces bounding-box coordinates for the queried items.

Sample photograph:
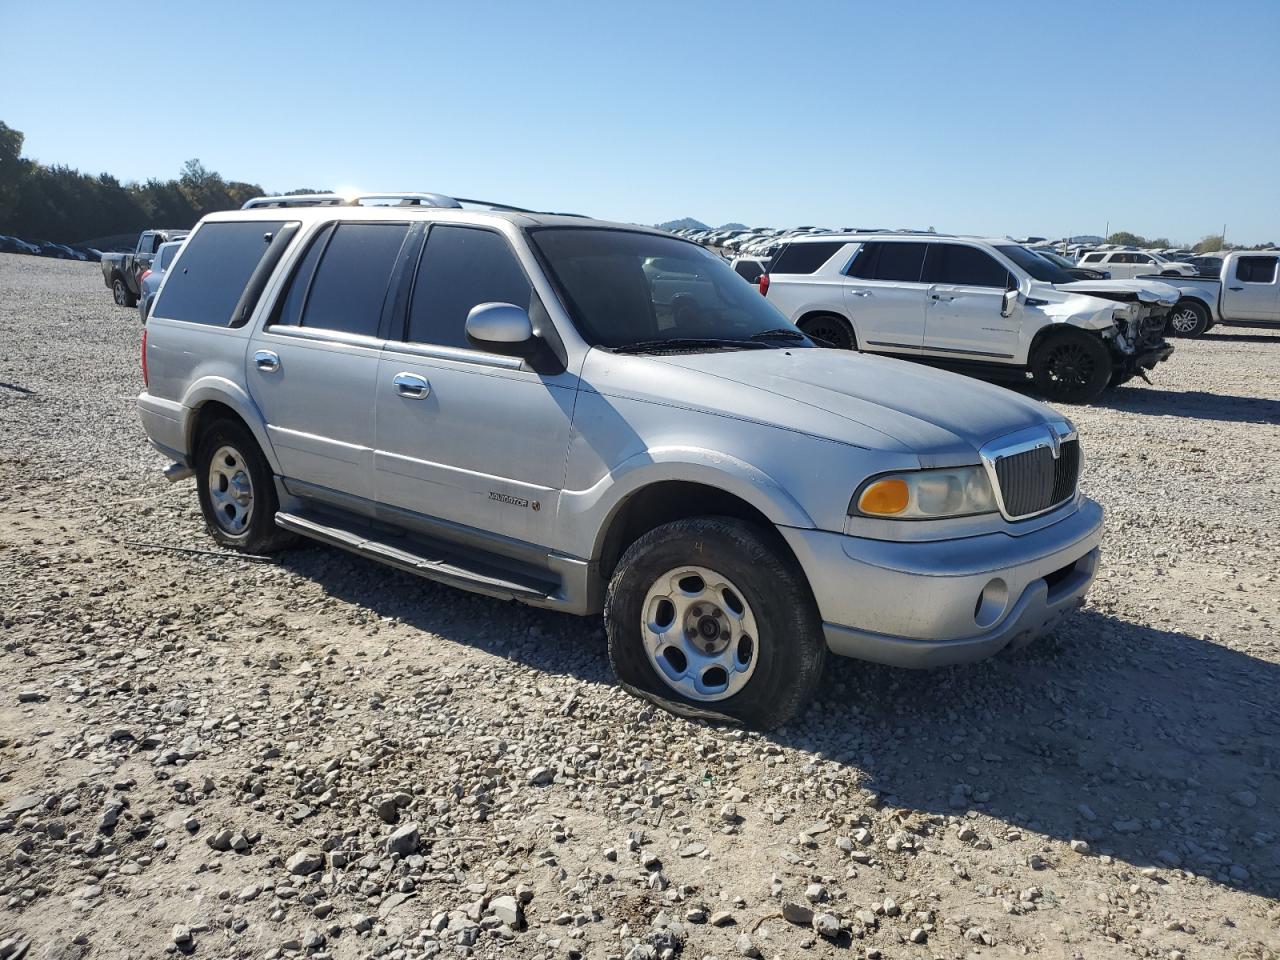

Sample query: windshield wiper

[749,328,807,342]
[610,337,771,354]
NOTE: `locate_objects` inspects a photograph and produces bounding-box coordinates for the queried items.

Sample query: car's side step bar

[275,510,556,603]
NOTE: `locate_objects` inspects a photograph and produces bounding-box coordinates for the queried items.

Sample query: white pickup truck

[1149,251,1280,337]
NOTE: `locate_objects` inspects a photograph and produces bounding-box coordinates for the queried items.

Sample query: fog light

[974,578,1009,628]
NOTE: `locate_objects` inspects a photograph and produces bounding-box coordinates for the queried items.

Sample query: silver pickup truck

[137,192,1103,728]
[1150,251,1280,337]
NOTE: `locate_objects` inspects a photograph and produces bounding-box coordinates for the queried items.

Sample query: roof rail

[241,192,463,210]
[240,192,589,218]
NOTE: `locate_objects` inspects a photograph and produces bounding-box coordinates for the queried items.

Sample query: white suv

[762,234,1174,403]
[1077,250,1197,279]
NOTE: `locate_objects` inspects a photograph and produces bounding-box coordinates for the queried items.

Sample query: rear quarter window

[153,220,288,326]
[769,241,846,275]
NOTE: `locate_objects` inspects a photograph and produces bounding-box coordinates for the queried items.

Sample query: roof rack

[241,192,588,217]
[241,192,462,210]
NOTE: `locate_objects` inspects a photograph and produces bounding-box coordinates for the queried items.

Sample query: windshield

[530,228,800,349]
[996,244,1076,284]
[1150,252,1170,263]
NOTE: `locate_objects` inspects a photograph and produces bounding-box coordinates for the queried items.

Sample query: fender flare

[584,445,815,561]
[181,377,281,473]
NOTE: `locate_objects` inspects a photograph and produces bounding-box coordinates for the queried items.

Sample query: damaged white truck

[762,234,1175,403]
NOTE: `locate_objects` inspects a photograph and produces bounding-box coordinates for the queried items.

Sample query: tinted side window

[159,244,179,270]
[270,223,335,327]
[769,241,845,274]
[872,242,928,282]
[299,222,409,336]
[733,260,764,283]
[406,226,533,349]
[1082,253,1103,263]
[922,244,1010,287]
[1237,256,1278,283]
[152,220,287,325]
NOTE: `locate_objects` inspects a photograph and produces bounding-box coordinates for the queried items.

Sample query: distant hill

[718,222,748,230]
[656,217,709,231]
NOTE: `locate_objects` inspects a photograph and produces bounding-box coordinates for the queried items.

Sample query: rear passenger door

[843,241,929,352]
[373,224,577,549]
[246,220,413,506]
[919,242,1017,363]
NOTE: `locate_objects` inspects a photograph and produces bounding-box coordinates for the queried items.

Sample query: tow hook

[1138,369,1153,385]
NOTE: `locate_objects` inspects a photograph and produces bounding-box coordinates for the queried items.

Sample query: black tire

[1030,330,1114,404]
[195,418,294,553]
[112,275,137,308]
[604,517,826,730]
[798,313,856,350]
[1166,300,1209,338]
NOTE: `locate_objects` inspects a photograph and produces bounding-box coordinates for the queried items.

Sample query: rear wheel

[1167,301,1209,338]
[1030,330,1114,404]
[798,314,856,350]
[605,517,826,730]
[195,419,294,553]
[112,276,137,308]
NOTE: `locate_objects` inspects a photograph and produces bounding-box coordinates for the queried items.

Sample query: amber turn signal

[858,478,911,516]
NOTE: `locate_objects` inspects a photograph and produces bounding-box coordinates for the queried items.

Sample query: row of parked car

[0,234,102,261]
[714,233,1280,402]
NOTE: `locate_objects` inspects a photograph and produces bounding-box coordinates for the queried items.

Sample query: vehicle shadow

[1197,331,1280,344]
[1094,386,1280,424]
[276,545,1278,899]
[791,609,1280,900]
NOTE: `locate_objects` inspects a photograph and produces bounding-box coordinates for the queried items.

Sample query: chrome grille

[992,438,1079,519]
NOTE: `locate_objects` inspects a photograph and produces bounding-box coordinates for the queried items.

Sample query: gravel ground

[1,252,1277,960]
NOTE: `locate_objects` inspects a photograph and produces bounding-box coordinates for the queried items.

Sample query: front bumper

[780,498,1103,668]
[1134,341,1174,370]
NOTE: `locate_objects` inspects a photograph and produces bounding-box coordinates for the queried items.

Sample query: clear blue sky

[2,0,1277,244]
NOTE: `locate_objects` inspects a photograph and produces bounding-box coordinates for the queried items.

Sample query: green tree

[1107,231,1148,246]
[1194,234,1225,253]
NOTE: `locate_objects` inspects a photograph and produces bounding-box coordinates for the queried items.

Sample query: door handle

[1228,286,1244,291]
[254,350,280,372]
[848,289,872,297]
[393,372,430,398]
[929,294,955,302]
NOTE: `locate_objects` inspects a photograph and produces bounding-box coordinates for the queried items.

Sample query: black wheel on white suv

[604,517,826,730]
[798,314,856,350]
[1167,300,1210,338]
[195,418,294,554]
[1030,330,1114,404]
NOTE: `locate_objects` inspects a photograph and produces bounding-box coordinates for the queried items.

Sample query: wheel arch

[594,479,808,590]
[795,310,856,347]
[182,379,281,473]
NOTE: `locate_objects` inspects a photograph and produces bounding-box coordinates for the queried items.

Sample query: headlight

[850,466,998,520]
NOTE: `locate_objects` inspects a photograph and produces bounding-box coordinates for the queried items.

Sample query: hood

[1055,277,1180,306]
[582,347,1058,461]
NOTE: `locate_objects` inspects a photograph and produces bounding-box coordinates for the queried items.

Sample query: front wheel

[1030,331,1114,404]
[1166,301,1209,338]
[605,517,826,729]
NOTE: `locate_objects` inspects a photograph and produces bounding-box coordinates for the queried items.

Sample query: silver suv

[138,193,1103,729]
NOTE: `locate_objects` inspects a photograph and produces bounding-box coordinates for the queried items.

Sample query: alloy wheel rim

[1169,309,1199,334]
[641,565,759,702]
[806,321,847,348]
[113,280,125,305]
[1046,344,1093,388]
[208,445,254,535]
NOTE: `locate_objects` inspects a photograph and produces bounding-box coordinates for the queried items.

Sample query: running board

[275,510,556,603]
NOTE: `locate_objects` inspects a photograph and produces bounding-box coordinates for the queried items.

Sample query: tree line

[0,121,318,247]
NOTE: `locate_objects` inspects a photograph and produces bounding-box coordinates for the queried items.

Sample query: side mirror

[1001,287,1021,318]
[465,302,536,357]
